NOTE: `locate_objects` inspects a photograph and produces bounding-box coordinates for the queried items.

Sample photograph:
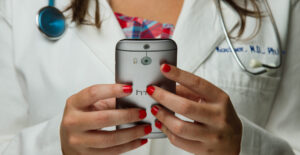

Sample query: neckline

[107,0,186,28]
[114,12,175,27]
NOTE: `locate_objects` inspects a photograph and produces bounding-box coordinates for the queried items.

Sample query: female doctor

[0,0,299,154]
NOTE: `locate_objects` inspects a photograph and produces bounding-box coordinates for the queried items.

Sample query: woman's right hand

[60,84,151,155]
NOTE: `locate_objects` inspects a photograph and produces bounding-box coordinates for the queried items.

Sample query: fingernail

[162,64,171,73]
[155,120,162,129]
[123,85,132,93]
[144,125,152,134]
[139,109,147,119]
[141,139,148,145]
[151,106,159,115]
[146,86,155,96]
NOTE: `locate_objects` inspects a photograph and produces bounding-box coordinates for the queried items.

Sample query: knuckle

[62,116,77,128]
[210,132,224,144]
[194,77,203,87]
[217,120,227,130]
[214,106,223,118]
[95,100,110,110]
[95,112,111,124]
[168,134,179,147]
[107,133,118,144]
[213,106,227,126]
[126,109,138,122]
[178,102,193,115]
[87,85,99,99]
[172,68,180,78]
[111,84,120,94]
[136,126,146,138]
[89,136,104,147]
[156,90,166,101]
[158,110,167,122]
[132,130,141,139]
[105,84,120,98]
[172,121,185,135]
[125,127,141,140]
[66,96,74,108]
[68,135,81,146]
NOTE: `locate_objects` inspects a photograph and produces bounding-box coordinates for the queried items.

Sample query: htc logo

[135,90,148,96]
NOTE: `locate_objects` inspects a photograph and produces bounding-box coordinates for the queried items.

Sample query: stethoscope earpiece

[36,6,66,40]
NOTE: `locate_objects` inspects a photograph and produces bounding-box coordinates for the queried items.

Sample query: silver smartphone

[115,39,177,139]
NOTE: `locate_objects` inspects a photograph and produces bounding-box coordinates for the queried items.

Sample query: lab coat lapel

[267,0,289,47]
[73,0,240,74]
[73,0,125,74]
[173,0,240,73]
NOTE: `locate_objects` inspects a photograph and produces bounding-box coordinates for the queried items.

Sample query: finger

[87,139,148,155]
[72,108,147,130]
[70,84,132,109]
[148,86,218,125]
[159,124,205,154]
[90,98,116,111]
[79,124,151,148]
[161,64,224,101]
[153,105,216,142]
[176,85,202,102]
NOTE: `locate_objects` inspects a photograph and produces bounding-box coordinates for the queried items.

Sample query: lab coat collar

[173,0,240,72]
[72,0,125,75]
[73,0,240,74]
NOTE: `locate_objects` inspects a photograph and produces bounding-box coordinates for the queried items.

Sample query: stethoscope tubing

[215,0,282,75]
[49,0,54,7]
[38,0,282,75]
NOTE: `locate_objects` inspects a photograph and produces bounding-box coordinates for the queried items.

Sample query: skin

[110,0,184,26]
[60,65,242,155]
[149,65,242,155]
[60,0,242,154]
[60,84,151,155]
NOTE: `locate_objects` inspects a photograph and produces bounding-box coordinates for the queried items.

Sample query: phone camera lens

[144,44,150,49]
[141,56,152,65]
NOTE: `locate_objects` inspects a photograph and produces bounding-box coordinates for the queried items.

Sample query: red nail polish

[151,106,159,115]
[144,125,152,134]
[155,120,162,129]
[162,64,171,73]
[139,110,147,119]
[146,86,155,96]
[123,85,132,93]
[141,139,148,145]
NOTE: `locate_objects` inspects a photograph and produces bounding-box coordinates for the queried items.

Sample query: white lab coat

[0,0,299,154]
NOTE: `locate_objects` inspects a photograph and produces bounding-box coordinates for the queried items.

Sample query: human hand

[60,84,151,155]
[147,64,242,155]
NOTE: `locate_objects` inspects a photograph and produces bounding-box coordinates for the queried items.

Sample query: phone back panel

[115,39,177,138]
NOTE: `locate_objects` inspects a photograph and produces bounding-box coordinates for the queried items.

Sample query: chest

[12,0,289,128]
[109,0,184,25]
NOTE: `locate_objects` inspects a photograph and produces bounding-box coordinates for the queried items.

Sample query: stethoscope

[36,0,66,40]
[215,0,282,75]
[37,0,282,75]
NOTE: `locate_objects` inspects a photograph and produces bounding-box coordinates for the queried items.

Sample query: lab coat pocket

[195,69,281,127]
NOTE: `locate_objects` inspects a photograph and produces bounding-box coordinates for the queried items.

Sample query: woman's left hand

[146,64,242,155]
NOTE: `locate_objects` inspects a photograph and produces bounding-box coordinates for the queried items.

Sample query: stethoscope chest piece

[36,6,66,40]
